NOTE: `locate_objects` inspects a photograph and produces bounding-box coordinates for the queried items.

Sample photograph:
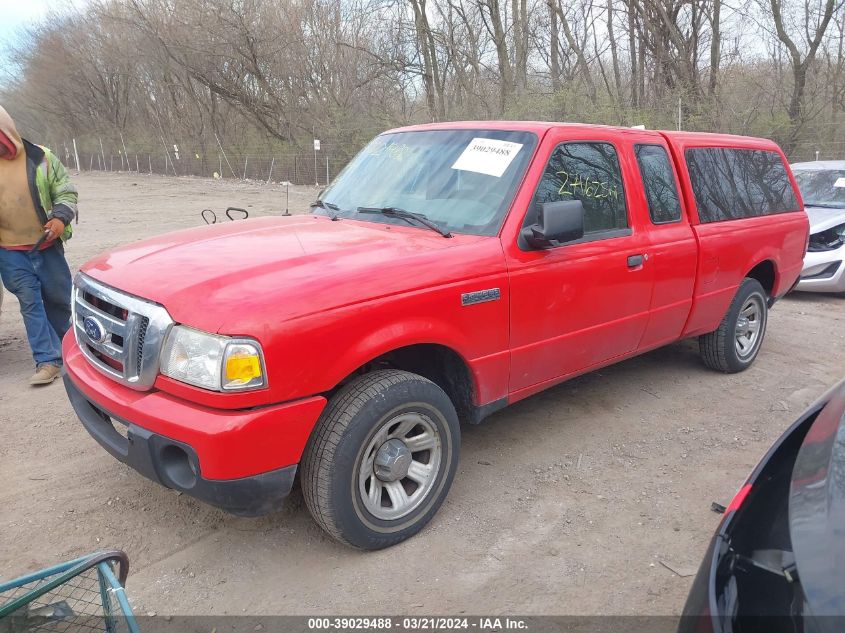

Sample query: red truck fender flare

[318,319,500,418]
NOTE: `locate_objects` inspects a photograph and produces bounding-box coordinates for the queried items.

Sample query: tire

[301,369,460,550]
[699,277,768,373]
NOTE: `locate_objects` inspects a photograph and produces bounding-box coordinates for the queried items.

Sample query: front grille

[72,274,173,391]
[83,291,128,320]
[136,317,149,374]
[86,344,124,372]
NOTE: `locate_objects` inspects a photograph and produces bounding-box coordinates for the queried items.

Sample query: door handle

[627,254,645,268]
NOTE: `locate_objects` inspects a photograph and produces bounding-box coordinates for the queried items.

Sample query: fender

[317,315,510,408]
[256,272,512,406]
[682,213,803,338]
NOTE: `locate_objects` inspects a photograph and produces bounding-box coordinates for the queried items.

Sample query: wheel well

[746,260,776,296]
[333,344,475,422]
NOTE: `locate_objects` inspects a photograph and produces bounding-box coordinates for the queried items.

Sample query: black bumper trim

[64,374,296,517]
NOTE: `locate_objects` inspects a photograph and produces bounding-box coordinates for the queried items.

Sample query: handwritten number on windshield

[365,142,413,163]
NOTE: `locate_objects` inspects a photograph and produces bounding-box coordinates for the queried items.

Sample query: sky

[0,0,48,82]
[0,0,87,82]
[0,0,50,46]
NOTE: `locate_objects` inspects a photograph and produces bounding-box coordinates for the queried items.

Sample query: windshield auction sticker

[451,138,523,177]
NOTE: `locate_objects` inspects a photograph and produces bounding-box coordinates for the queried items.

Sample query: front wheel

[301,369,460,549]
[699,277,768,373]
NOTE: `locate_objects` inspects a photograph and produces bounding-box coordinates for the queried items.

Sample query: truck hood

[81,215,498,333]
[805,205,845,233]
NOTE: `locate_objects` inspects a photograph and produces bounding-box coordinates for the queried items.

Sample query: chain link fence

[64,148,351,187]
[56,132,837,184]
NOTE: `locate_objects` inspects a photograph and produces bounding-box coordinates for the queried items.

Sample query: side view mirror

[521,200,585,249]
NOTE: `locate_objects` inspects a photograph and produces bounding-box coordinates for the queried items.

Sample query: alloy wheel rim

[735,295,765,359]
[357,412,442,521]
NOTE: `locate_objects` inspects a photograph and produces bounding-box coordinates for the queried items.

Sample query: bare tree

[4,0,845,166]
[767,0,838,148]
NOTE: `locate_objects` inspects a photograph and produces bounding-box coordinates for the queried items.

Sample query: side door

[630,142,698,350]
[504,131,654,397]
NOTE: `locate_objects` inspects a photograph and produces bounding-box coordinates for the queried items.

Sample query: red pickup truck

[63,122,808,549]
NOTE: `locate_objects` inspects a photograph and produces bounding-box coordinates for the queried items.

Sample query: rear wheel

[699,277,768,373]
[301,369,460,549]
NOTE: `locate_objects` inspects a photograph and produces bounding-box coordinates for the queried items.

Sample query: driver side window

[533,142,629,235]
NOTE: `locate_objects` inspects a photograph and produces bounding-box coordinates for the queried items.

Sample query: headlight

[160,326,266,391]
[808,223,845,252]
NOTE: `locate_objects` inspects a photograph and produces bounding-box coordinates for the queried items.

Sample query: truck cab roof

[386,121,785,151]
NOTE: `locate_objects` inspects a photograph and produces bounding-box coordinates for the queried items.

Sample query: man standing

[0,105,77,385]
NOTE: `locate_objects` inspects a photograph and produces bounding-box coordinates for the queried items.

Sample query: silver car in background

[791,161,845,293]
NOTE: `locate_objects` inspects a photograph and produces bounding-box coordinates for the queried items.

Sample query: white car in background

[791,161,845,293]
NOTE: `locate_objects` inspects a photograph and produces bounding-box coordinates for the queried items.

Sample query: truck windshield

[317,129,538,236]
[793,169,845,208]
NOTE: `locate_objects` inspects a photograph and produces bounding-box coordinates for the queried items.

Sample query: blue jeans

[0,243,72,366]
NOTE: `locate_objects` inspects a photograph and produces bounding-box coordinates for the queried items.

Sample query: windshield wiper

[357,206,452,238]
[310,199,341,220]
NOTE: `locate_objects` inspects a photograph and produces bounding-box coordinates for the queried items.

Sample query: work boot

[30,363,61,385]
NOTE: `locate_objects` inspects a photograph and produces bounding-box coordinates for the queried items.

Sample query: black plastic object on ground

[201,206,249,225]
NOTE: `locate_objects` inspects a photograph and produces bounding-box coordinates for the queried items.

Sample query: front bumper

[65,375,296,516]
[63,335,327,516]
[796,245,845,293]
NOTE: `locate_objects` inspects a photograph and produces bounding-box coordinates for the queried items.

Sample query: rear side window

[635,144,682,223]
[533,142,628,234]
[686,148,798,223]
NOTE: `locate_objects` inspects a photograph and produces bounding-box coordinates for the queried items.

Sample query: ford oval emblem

[83,316,106,343]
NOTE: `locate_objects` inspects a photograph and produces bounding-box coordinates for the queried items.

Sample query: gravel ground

[1,171,843,616]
